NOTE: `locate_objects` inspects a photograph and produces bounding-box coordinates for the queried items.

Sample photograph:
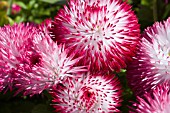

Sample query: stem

[153,0,158,21]
[7,0,13,16]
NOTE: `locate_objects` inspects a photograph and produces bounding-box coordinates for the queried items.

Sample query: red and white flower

[0,23,37,92]
[127,17,170,96]
[51,73,122,113]
[15,26,87,95]
[51,0,140,72]
[130,83,170,113]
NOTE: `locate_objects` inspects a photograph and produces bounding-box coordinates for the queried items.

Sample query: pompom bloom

[130,83,170,113]
[50,73,122,113]
[12,3,21,14]
[127,17,170,96]
[51,0,140,72]
[15,26,87,95]
[0,23,37,92]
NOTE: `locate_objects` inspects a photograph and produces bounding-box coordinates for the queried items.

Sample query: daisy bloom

[127,17,170,96]
[40,18,52,33]
[15,25,87,95]
[50,73,122,113]
[12,3,21,15]
[0,23,37,92]
[130,82,170,113]
[50,0,140,72]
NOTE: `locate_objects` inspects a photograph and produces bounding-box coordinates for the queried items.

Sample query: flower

[127,17,170,96]
[15,25,87,95]
[40,18,52,32]
[12,3,21,14]
[50,72,122,113]
[50,0,140,72]
[0,23,37,92]
[130,82,170,113]
[164,0,169,4]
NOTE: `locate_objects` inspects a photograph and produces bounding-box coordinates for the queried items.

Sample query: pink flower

[130,83,170,113]
[50,0,140,72]
[164,0,169,3]
[50,73,122,113]
[40,18,52,32]
[0,23,37,92]
[12,4,21,14]
[127,17,170,96]
[15,25,87,95]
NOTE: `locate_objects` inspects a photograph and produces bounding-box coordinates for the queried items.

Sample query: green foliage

[0,0,66,25]
[12,0,66,24]
[0,90,55,113]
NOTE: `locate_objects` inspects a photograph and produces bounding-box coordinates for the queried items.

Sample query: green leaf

[0,15,9,26]
[14,15,25,23]
[15,1,28,9]
[39,0,59,4]
[7,16,14,25]
[141,0,152,6]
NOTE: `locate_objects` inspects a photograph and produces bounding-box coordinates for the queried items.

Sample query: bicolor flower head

[130,82,170,113]
[0,23,37,92]
[50,73,122,113]
[51,0,140,72]
[40,18,52,33]
[15,25,87,95]
[127,17,170,96]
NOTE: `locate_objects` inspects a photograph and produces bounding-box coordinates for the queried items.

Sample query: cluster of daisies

[0,0,170,112]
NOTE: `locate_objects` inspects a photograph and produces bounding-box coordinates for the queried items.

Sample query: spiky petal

[15,25,87,95]
[130,82,170,113]
[0,23,37,92]
[51,0,140,72]
[50,73,122,113]
[127,17,170,96]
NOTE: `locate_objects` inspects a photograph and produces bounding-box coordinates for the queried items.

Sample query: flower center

[79,87,97,110]
[30,54,41,65]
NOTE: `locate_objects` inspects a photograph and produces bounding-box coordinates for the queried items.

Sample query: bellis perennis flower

[51,0,140,72]
[130,83,170,113]
[15,26,87,95]
[0,23,37,92]
[12,3,21,14]
[127,17,170,96]
[50,73,122,113]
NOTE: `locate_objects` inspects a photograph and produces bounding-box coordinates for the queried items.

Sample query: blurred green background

[0,0,170,113]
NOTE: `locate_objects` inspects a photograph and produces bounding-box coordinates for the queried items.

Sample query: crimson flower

[0,23,37,92]
[127,17,170,96]
[50,0,140,72]
[50,73,122,113]
[130,83,170,113]
[12,3,21,14]
[15,25,87,95]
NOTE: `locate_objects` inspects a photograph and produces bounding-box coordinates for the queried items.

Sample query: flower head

[51,0,140,72]
[130,82,170,113]
[15,25,87,95]
[12,3,21,14]
[164,0,169,3]
[127,17,170,96]
[0,23,37,92]
[50,73,122,113]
